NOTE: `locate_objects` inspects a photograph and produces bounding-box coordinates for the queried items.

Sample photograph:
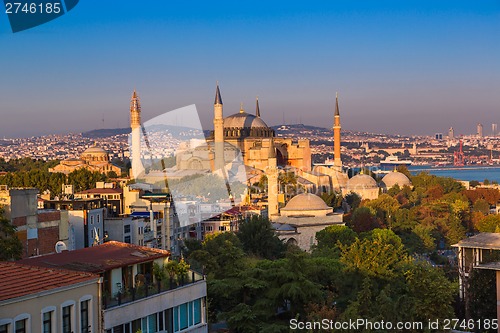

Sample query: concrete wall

[68,209,104,249]
[0,280,100,333]
[106,217,145,246]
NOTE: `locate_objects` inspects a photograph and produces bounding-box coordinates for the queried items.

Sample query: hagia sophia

[50,85,413,250]
[128,84,413,250]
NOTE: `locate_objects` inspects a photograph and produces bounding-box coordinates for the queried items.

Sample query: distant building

[448,127,454,139]
[19,241,208,333]
[493,123,498,136]
[477,123,483,138]
[105,216,146,246]
[435,133,443,140]
[44,198,105,250]
[123,187,173,250]
[0,261,101,333]
[49,145,121,175]
[75,182,123,216]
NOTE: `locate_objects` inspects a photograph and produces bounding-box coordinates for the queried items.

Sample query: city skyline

[1,1,499,138]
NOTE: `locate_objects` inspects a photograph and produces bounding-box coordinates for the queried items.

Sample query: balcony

[103,270,205,309]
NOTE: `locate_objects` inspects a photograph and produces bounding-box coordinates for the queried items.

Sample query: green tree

[320,191,343,208]
[349,207,381,233]
[107,170,118,178]
[313,225,356,258]
[473,199,490,215]
[236,215,285,260]
[344,192,361,210]
[0,208,22,260]
[67,168,107,192]
[189,232,245,278]
[404,262,456,322]
[476,215,500,233]
[340,229,408,278]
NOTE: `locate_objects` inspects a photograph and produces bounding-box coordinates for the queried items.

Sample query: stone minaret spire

[130,89,141,129]
[267,137,279,219]
[213,83,224,171]
[130,89,144,179]
[256,97,261,117]
[333,92,342,169]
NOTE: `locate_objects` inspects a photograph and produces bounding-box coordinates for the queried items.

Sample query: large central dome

[224,111,269,129]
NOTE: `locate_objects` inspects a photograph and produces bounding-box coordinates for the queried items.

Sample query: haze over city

[0,0,499,138]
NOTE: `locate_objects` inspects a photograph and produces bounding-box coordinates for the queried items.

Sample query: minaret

[333,92,342,169]
[130,90,144,179]
[267,138,279,218]
[256,97,260,117]
[213,83,224,171]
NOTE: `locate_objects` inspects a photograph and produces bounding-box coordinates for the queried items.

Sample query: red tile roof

[0,262,98,302]
[18,241,170,274]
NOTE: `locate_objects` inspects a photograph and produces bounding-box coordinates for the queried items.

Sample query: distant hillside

[81,123,387,140]
[271,123,329,131]
[82,128,131,138]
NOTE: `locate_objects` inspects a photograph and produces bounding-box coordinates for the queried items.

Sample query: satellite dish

[55,241,67,253]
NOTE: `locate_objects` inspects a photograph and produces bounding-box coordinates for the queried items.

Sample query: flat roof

[453,233,500,250]
[18,241,170,274]
[476,262,500,271]
[76,188,123,195]
[0,262,98,302]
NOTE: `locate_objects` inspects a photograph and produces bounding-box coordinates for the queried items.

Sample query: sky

[0,1,499,138]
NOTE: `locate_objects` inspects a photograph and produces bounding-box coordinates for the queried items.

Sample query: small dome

[282,193,330,211]
[381,171,411,189]
[224,112,269,129]
[347,174,378,190]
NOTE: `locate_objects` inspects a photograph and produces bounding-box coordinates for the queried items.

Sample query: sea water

[409,166,500,183]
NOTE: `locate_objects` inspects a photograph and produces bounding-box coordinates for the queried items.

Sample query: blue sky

[0,1,499,137]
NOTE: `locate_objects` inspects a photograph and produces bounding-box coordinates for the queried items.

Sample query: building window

[193,299,202,325]
[218,226,226,231]
[15,320,25,333]
[80,300,89,333]
[90,216,94,225]
[124,236,131,244]
[171,299,204,332]
[206,226,213,232]
[42,312,52,333]
[0,324,9,333]
[62,305,72,333]
[124,225,131,234]
[97,215,100,223]
[41,307,56,333]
